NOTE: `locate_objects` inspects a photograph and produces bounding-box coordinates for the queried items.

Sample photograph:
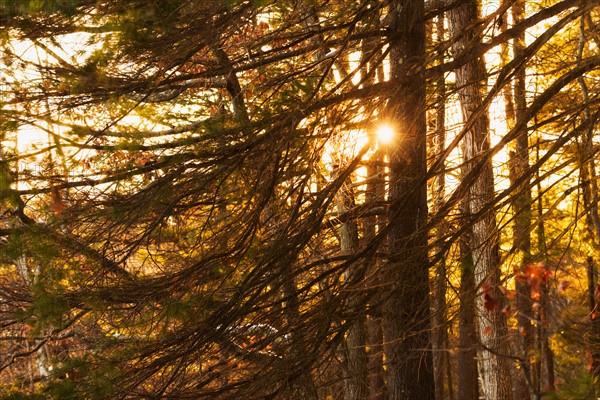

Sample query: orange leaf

[524,261,551,284]
[483,326,493,336]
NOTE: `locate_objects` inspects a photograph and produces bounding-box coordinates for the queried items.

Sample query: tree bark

[457,235,480,400]
[578,13,600,394]
[508,2,533,397]
[280,262,319,400]
[367,315,386,400]
[587,257,600,388]
[431,14,450,400]
[535,136,556,395]
[448,1,513,399]
[336,173,369,400]
[365,151,387,400]
[361,12,387,399]
[383,1,435,398]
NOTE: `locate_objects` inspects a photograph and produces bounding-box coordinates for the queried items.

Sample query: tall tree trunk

[535,136,556,394]
[577,12,600,393]
[365,150,387,400]
[367,315,386,400]
[457,234,480,400]
[587,257,600,389]
[360,11,387,398]
[508,2,533,398]
[361,13,387,400]
[383,1,435,398]
[336,172,369,400]
[4,140,53,386]
[280,262,319,400]
[509,147,533,400]
[431,13,451,400]
[448,1,513,399]
[359,12,387,398]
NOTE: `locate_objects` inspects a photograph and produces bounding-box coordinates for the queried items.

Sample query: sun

[376,124,394,144]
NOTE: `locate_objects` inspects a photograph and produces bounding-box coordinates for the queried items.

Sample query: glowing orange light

[376,125,394,144]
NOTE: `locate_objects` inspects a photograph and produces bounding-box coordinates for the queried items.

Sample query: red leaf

[482,281,500,312]
[531,283,541,300]
[522,262,552,299]
[587,350,594,372]
[524,261,551,283]
[484,292,500,312]
[542,268,552,283]
[483,326,493,336]
[501,305,511,316]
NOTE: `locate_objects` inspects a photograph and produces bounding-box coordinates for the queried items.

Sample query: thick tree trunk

[448,1,513,399]
[383,1,435,398]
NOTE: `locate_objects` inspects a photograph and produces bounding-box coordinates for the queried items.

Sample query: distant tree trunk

[6,146,53,386]
[508,147,533,400]
[431,13,451,400]
[383,0,435,398]
[457,234,480,400]
[535,136,556,394]
[365,150,387,400]
[577,13,600,393]
[448,1,513,399]
[587,257,600,387]
[358,12,388,398]
[336,171,369,400]
[507,2,533,398]
[360,12,387,399]
[280,262,319,400]
[367,315,386,400]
